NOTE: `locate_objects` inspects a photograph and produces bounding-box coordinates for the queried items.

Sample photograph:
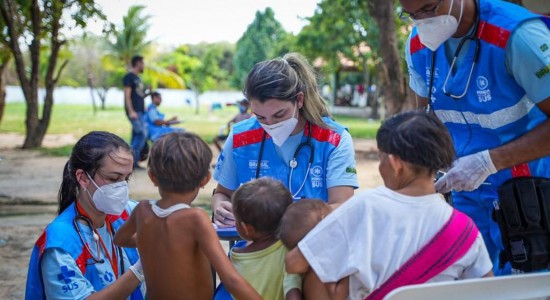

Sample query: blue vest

[25,202,144,300]
[232,117,346,201]
[410,0,550,185]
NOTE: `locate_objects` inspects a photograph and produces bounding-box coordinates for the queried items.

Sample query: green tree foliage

[232,7,289,89]
[158,44,228,114]
[108,5,152,68]
[296,0,413,117]
[296,0,375,73]
[0,0,105,148]
[60,35,126,111]
[108,5,183,91]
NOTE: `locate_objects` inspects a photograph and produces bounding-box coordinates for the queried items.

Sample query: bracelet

[130,264,145,283]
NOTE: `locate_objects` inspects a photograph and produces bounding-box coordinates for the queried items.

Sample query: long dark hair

[57,131,131,214]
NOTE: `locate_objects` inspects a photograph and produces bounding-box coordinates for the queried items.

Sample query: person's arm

[124,86,138,120]
[324,277,349,300]
[86,270,141,300]
[483,270,494,278]
[193,209,262,300]
[327,186,353,208]
[211,133,239,227]
[325,131,357,205]
[436,21,550,193]
[286,288,302,300]
[490,98,550,170]
[113,204,138,248]
[211,184,235,227]
[285,247,310,274]
[41,248,142,300]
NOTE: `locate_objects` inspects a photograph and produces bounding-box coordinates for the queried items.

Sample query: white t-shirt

[298,186,493,300]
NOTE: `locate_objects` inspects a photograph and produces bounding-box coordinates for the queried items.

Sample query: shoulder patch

[309,124,341,147]
[233,127,265,148]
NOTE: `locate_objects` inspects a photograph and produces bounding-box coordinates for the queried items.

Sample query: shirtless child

[114,132,261,300]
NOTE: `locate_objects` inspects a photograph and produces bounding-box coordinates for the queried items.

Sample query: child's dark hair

[232,177,293,234]
[279,199,331,249]
[148,131,212,193]
[58,131,131,214]
[376,110,455,173]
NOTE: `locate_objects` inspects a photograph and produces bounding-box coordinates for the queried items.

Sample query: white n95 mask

[86,173,129,215]
[260,104,298,146]
[414,0,463,51]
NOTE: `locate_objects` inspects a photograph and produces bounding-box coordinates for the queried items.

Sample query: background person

[211,52,359,228]
[123,55,149,170]
[401,0,550,274]
[25,131,145,299]
[114,132,261,300]
[285,111,493,300]
[146,91,184,142]
[213,99,253,152]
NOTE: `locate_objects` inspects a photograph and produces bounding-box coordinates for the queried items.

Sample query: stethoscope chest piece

[289,159,298,169]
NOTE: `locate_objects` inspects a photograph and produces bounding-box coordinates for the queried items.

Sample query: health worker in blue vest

[401,0,550,275]
[25,131,145,299]
[211,52,359,227]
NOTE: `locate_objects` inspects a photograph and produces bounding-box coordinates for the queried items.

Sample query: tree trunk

[96,86,108,110]
[87,74,97,115]
[0,60,8,123]
[367,0,412,117]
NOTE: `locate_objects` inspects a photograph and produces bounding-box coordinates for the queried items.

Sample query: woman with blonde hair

[212,52,358,227]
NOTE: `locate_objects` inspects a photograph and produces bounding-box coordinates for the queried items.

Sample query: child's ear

[241,222,255,237]
[199,171,212,188]
[148,170,159,187]
[388,154,404,175]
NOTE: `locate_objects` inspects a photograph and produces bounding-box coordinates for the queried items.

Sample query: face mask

[260,103,298,147]
[239,105,247,113]
[414,0,463,51]
[86,173,129,215]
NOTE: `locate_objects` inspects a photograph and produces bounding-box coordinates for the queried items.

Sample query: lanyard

[76,202,119,279]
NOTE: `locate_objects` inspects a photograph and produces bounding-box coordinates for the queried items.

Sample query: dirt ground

[0,133,382,299]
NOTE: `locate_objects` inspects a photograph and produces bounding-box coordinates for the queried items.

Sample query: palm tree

[108,5,152,69]
[108,5,184,89]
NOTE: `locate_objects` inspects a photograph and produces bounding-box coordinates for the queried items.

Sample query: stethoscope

[73,204,124,277]
[256,122,314,199]
[428,0,481,105]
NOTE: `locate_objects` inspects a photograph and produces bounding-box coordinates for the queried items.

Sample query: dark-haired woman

[212,52,359,227]
[285,111,493,299]
[26,131,145,299]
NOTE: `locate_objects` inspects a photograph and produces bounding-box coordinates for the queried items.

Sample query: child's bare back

[136,201,216,299]
[114,132,261,300]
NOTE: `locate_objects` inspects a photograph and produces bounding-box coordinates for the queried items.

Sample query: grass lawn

[1,102,380,156]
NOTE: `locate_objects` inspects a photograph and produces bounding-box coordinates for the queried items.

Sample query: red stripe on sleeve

[477,21,510,49]
[410,35,426,54]
[233,127,266,148]
[75,248,91,275]
[36,232,47,256]
[309,125,341,147]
